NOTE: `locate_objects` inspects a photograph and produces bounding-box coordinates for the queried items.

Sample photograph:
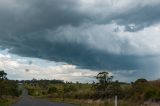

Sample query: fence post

[115,95,118,106]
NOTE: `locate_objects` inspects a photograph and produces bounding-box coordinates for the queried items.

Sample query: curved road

[12,90,76,106]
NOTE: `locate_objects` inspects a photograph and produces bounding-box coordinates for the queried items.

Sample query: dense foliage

[0,70,21,97]
[0,70,22,106]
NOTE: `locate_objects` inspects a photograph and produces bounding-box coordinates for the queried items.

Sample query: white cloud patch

[0,53,99,82]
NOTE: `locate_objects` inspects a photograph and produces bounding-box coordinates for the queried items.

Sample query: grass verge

[0,96,20,106]
[36,96,116,106]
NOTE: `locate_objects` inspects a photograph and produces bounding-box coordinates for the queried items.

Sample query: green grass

[37,96,140,106]
[36,96,116,106]
[0,96,19,106]
[26,82,151,106]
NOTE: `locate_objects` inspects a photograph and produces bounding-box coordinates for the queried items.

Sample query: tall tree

[96,72,113,96]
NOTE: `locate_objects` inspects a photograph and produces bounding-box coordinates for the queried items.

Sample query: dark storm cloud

[0,0,160,34]
[0,0,160,73]
[0,0,89,35]
[93,1,160,31]
[9,40,139,70]
[116,4,160,31]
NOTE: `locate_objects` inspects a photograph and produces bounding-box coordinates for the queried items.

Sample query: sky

[0,0,160,82]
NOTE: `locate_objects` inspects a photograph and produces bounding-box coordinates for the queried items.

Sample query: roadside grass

[36,96,140,106]
[0,96,19,106]
[26,82,154,106]
[27,83,137,106]
[36,96,112,106]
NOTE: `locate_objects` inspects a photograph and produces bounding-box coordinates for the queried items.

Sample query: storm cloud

[0,0,160,78]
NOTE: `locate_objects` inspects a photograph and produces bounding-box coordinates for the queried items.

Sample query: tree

[133,78,149,92]
[0,70,7,80]
[132,78,150,101]
[134,78,148,85]
[108,80,122,97]
[96,72,113,92]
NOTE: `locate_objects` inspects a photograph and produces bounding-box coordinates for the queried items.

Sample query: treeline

[25,72,160,105]
[25,72,124,100]
[16,79,64,84]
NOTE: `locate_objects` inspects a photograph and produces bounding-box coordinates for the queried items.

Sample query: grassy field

[26,82,140,106]
[0,96,20,106]
[36,96,141,106]
[25,79,160,106]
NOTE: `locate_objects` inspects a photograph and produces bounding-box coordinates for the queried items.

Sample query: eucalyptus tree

[95,71,113,98]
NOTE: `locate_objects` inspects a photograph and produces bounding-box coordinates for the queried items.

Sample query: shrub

[48,86,58,94]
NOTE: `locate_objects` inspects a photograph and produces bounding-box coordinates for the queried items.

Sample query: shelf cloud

[0,0,160,81]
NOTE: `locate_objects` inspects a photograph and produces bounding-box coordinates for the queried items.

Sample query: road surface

[12,90,76,106]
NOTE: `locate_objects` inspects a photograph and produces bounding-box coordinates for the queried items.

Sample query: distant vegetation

[0,70,21,106]
[1,70,160,106]
[24,71,160,106]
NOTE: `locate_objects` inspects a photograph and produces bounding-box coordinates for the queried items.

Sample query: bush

[144,89,156,100]
[64,84,77,93]
[48,86,58,94]
[0,80,21,97]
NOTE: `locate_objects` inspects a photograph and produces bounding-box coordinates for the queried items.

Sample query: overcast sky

[0,0,160,82]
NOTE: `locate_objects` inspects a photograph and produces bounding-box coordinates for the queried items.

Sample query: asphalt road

[12,90,76,106]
